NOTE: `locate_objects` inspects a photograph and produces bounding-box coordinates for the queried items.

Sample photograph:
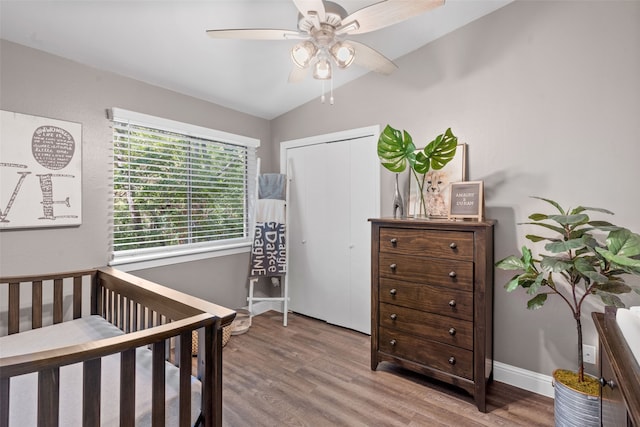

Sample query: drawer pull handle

[449,242,457,249]
[448,300,456,308]
[448,356,456,365]
[390,339,397,346]
[599,377,616,389]
[390,288,397,296]
[390,238,398,245]
[449,271,457,278]
[390,313,398,321]
[390,263,397,270]
[449,327,456,336]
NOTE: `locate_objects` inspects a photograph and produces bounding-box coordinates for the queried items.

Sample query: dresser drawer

[379,278,473,321]
[379,253,473,291]
[380,228,473,261]
[380,302,473,350]
[379,326,473,380]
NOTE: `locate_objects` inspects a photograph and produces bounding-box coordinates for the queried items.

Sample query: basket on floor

[191,324,232,356]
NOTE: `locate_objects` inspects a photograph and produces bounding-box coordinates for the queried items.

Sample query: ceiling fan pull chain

[330,74,334,105]
[320,79,326,103]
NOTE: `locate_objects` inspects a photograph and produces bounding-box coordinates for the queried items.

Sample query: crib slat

[152,341,166,427]
[118,294,124,330]
[53,278,63,324]
[32,280,43,329]
[120,349,136,427]
[38,368,60,427]
[132,302,139,332]
[0,377,9,427]
[179,331,192,427]
[202,324,215,427]
[83,358,101,426]
[8,283,19,335]
[73,276,82,319]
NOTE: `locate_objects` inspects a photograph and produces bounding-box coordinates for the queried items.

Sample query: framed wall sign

[448,180,484,220]
[0,110,82,229]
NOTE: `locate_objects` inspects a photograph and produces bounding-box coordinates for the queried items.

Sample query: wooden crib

[0,267,235,427]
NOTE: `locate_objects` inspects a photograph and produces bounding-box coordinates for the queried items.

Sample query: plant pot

[553,369,600,427]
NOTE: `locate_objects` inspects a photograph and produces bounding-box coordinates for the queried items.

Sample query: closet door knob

[390,314,398,321]
[448,357,456,365]
[389,288,397,296]
[390,238,398,246]
[449,271,457,278]
[448,300,456,308]
[389,263,397,271]
[449,242,457,249]
[390,339,397,346]
[449,327,456,336]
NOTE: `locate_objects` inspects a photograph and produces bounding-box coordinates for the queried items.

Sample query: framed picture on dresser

[408,143,467,218]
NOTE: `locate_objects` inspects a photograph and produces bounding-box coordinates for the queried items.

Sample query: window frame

[108,108,259,270]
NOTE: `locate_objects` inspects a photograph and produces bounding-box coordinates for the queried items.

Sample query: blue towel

[258,174,286,200]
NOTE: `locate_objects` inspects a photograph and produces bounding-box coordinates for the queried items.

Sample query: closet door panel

[323,141,352,330]
[287,144,330,320]
[347,136,378,334]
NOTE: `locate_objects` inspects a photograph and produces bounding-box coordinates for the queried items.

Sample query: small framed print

[448,181,484,220]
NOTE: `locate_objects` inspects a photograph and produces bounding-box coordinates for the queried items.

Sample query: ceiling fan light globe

[291,41,317,68]
[313,59,332,80]
[330,42,355,68]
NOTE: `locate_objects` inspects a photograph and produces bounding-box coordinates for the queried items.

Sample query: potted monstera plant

[377,125,458,217]
[496,197,640,426]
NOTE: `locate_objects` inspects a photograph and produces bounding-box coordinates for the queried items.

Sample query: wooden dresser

[593,309,640,427]
[370,218,495,412]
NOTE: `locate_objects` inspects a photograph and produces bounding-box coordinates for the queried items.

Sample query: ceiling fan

[206,0,445,87]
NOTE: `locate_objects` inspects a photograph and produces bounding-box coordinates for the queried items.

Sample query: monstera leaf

[377,125,416,173]
[415,127,458,174]
[377,125,458,175]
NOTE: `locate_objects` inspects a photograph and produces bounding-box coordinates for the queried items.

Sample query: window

[109,108,259,266]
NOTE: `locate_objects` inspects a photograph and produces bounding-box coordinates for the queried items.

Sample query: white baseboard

[245,300,283,316]
[244,304,555,399]
[494,361,554,398]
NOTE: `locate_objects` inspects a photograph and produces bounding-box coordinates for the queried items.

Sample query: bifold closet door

[284,129,379,334]
[286,143,331,322]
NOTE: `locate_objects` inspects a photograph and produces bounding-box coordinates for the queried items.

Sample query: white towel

[256,199,285,223]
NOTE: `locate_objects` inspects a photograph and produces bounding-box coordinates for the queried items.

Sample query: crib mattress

[0,315,201,426]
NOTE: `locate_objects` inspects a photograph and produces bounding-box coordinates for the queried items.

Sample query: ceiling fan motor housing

[297,1,347,33]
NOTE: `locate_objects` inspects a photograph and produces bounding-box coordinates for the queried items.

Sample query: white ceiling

[0,0,513,120]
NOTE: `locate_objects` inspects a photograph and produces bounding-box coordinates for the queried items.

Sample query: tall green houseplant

[377,125,458,215]
[496,197,640,387]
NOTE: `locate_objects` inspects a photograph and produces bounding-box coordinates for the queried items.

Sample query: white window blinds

[109,108,259,265]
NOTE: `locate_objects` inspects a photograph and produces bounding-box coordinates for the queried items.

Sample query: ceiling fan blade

[288,65,310,83]
[350,40,397,75]
[292,0,326,22]
[206,29,305,40]
[338,0,444,35]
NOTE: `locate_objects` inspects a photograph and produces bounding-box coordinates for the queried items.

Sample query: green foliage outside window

[113,125,249,253]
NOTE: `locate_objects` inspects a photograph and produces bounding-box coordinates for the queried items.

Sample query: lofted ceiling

[0,0,513,120]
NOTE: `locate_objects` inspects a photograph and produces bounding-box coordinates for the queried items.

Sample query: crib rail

[0,267,235,427]
[1,268,96,335]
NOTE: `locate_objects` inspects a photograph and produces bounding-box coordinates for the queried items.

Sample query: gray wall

[0,39,272,309]
[1,0,639,381]
[272,0,640,377]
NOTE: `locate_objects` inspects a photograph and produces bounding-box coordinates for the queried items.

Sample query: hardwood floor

[219,311,554,426]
